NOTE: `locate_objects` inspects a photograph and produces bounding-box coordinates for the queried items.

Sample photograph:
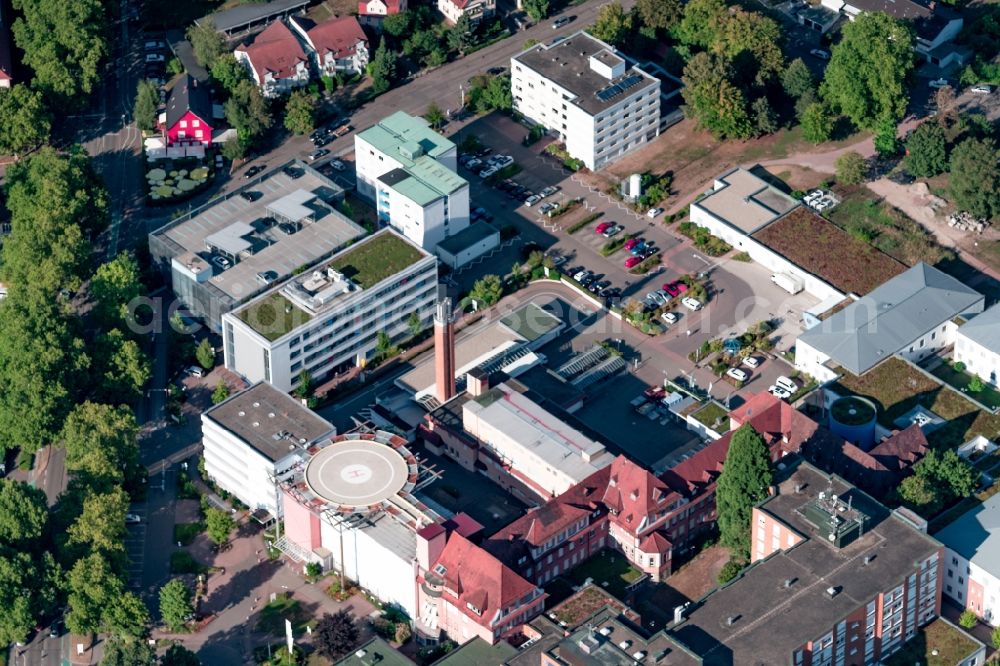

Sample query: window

[179,120,187,128]
[192,119,200,127]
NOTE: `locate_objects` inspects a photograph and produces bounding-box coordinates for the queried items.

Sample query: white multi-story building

[222,229,438,393]
[234,20,311,98]
[201,382,336,519]
[954,304,1000,387]
[437,0,495,25]
[511,31,660,170]
[289,15,370,77]
[937,491,1000,626]
[355,112,469,253]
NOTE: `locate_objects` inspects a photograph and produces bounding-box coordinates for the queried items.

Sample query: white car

[493,155,514,168]
[145,53,165,63]
[186,365,205,378]
[647,207,664,218]
[479,166,498,178]
[524,194,542,207]
[929,78,951,89]
[661,311,679,324]
[769,385,792,400]
[775,376,798,393]
[329,159,346,171]
[742,356,760,369]
[125,513,142,524]
[540,186,558,198]
[573,269,592,282]
[809,49,830,60]
[681,296,703,311]
[726,367,749,382]
[970,84,994,94]
[647,291,667,306]
[464,158,482,171]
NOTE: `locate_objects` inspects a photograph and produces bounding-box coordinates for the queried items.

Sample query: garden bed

[926,361,1000,410]
[146,159,212,204]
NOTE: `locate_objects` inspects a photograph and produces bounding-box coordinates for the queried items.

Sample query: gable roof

[604,456,678,533]
[798,262,982,375]
[235,20,308,82]
[935,490,1000,580]
[430,532,538,628]
[958,303,1000,353]
[166,74,213,130]
[290,15,367,59]
[868,424,929,472]
[358,0,403,15]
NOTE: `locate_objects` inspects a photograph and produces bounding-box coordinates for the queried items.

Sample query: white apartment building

[954,304,1000,387]
[201,382,335,518]
[511,31,660,170]
[355,112,469,253]
[437,0,495,25]
[936,491,1000,626]
[222,229,439,392]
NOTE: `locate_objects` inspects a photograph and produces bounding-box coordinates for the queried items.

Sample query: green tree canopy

[589,2,634,47]
[948,138,1000,220]
[681,52,753,140]
[899,448,978,515]
[66,552,147,637]
[159,579,193,632]
[186,19,226,68]
[224,80,273,147]
[800,102,834,143]
[368,39,399,94]
[212,380,231,405]
[11,0,107,103]
[0,84,52,155]
[781,58,814,100]
[835,151,866,185]
[716,424,772,558]
[523,0,550,22]
[133,80,160,133]
[210,54,249,94]
[62,401,139,490]
[205,507,235,546]
[91,253,143,328]
[0,479,48,545]
[67,486,129,557]
[101,637,157,666]
[819,12,914,128]
[470,274,503,307]
[904,122,948,177]
[0,551,45,645]
[381,12,412,37]
[161,645,202,666]
[712,9,784,85]
[196,338,216,369]
[284,89,317,135]
[675,0,728,48]
[635,0,683,32]
[95,330,151,404]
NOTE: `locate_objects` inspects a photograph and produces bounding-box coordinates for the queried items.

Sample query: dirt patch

[763,165,826,192]
[668,544,730,600]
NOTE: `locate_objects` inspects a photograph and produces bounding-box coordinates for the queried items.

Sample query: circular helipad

[304,438,409,509]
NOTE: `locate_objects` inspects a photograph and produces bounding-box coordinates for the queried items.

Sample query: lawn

[329,233,425,289]
[173,522,205,546]
[831,358,1000,447]
[825,189,952,269]
[169,551,208,575]
[235,294,312,341]
[256,597,315,637]
[550,585,631,629]
[927,362,1000,410]
[753,207,905,296]
[882,618,980,666]
[691,402,730,433]
[563,550,644,601]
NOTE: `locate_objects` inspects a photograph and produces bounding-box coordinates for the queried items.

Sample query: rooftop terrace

[694,167,799,235]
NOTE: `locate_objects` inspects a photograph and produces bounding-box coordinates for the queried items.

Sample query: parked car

[145,53,165,63]
[256,270,278,285]
[769,385,792,400]
[809,49,830,60]
[211,256,231,270]
[463,158,482,171]
[493,155,514,169]
[244,164,265,179]
[239,191,262,202]
[726,367,749,382]
[639,246,658,259]
[595,221,611,234]
[775,376,798,393]
[600,286,620,298]
[624,237,642,251]
[540,186,559,198]
[549,254,568,267]
[49,621,62,638]
[646,207,664,218]
[624,256,642,269]
[661,311,679,324]
[602,224,622,238]
[630,242,648,256]
[573,269,592,282]
[329,159,346,171]
[647,291,666,306]
[186,366,205,378]
[929,78,951,89]
[313,134,332,147]
[742,356,760,369]
[539,202,558,215]
[524,194,542,207]
[970,84,994,94]
[308,148,330,161]
[283,166,304,179]
[479,166,498,178]
[552,16,573,28]
[681,296,703,311]
[144,40,166,51]
[590,280,610,293]
[487,66,507,76]
[125,513,142,525]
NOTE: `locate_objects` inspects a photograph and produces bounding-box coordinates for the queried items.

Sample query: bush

[566,212,602,234]
[170,551,205,574]
[959,609,978,629]
[173,522,205,546]
[732,252,751,262]
[717,559,744,585]
[991,625,1000,649]
[954,361,966,372]
[969,375,986,393]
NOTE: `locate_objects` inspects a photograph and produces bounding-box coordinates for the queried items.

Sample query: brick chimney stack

[434,298,456,404]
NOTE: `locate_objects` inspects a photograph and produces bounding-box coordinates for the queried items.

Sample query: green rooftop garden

[882,619,980,666]
[563,550,644,601]
[329,232,424,289]
[692,401,730,433]
[236,293,312,341]
[830,396,877,426]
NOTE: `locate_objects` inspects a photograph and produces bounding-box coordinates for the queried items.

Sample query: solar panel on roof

[595,74,646,102]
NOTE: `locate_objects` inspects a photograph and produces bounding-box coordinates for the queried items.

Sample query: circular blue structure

[829,396,878,450]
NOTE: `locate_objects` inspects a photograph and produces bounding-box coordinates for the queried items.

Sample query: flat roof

[267,188,316,223]
[203,382,335,462]
[753,207,906,296]
[935,489,1000,580]
[882,618,983,666]
[670,459,942,664]
[464,382,611,481]
[199,0,310,32]
[499,302,563,343]
[327,230,428,289]
[431,638,517,665]
[356,111,455,168]
[335,638,414,666]
[304,438,410,509]
[694,167,799,234]
[436,222,500,256]
[798,262,983,374]
[512,31,660,116]
[151,161,364,300]
[205,221,255,256]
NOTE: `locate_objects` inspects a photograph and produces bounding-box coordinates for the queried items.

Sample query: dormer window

[434,564,447,575]
[467,602,482,615]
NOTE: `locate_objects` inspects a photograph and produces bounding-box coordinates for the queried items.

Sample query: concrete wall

[955,335,1000,387]
[437,229,500,269]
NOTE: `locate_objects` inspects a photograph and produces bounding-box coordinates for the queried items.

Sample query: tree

[800,103,834,143]
[523,0,550,22]
[835,151,866,185]
[186,19,226,68]
[713,9,785,85]
[991,626,1000,650]
[196,338,216,369]
[368,39,399,94]
[161,645,201,666]
[900,448,978,514]
[211,54,248,94]
[424,103,445,129]
[96,330,151,404]
[469,275,503,307]
[284,89,317,135]
[0,480,48,544]
[11,0,107,103]
[681,52,753,140]
[474,74,513,113]
[101,637,157,666]
[407,311,423,337]
[0,551,49,646]
[873,115,900,156]
[224,80,272,147]
[62,402,139,490]
[315,610,360,660]
[898,474,936,508]
[205,507,235,546]
[91,253,143,327]
[589,2,633,47]
[159,579,193,632]
[934,85,957,127]
[381,12,412,37]
[221,139,246,162]
[0,84,52,155]
[717,559,744,585]
[212,381,230,405]
[676,0,728,49]
[67,487,129,557]
[374,331,397,361]
[949,138,1000,219]
[133,80,159,133]
[295,370,313,400]
[66,553,147,637]
[448,15,477,54]
[751,97,779,137]
[781,58,814,100]
[635,0,682,32]
[959,609,978,629]
[970,375,986,392]
[715,424,772,558]
[819,12,914,128]
[904,122,948,177]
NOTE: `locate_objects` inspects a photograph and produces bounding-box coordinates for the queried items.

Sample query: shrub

[732,252,751,262]
[170,551,205,574]
[992,625,1000,649]
[717,559,744,585]
[954,361,966,373]
[567,212,603,234]
[969,375,985,393]
[959,609,978,629]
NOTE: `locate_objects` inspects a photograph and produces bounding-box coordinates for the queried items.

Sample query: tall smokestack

[434,298,456,404]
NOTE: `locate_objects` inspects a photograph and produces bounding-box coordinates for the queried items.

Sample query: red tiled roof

[444,512,484,539]
[357,0,402,16]
[605,456,679,532]
[433,532,537,628]
[235,20,307,82]
[729,392,821,456]
[638,531,672,554]
[291,15,367,60]
[869,424,929,472]
[661,436,729,497]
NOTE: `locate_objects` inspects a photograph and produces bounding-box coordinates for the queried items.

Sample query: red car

[662,281,689,297]
[595,222,610,234]
[624,256,642,269]
[624,237,642,251]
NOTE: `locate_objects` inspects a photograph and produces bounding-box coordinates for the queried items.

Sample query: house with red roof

[357,0,406,27]
[162,75,214,147]
[437,0,496,25]
[234,20,310,97]
[416,526,546,645]
[289,15,369,77]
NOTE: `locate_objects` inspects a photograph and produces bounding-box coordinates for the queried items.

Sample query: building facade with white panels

[937,491,1000,626]
[954,304,1000,387]
[222,230,439,392]
[511,32,660,170]
[201,383,335,518]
